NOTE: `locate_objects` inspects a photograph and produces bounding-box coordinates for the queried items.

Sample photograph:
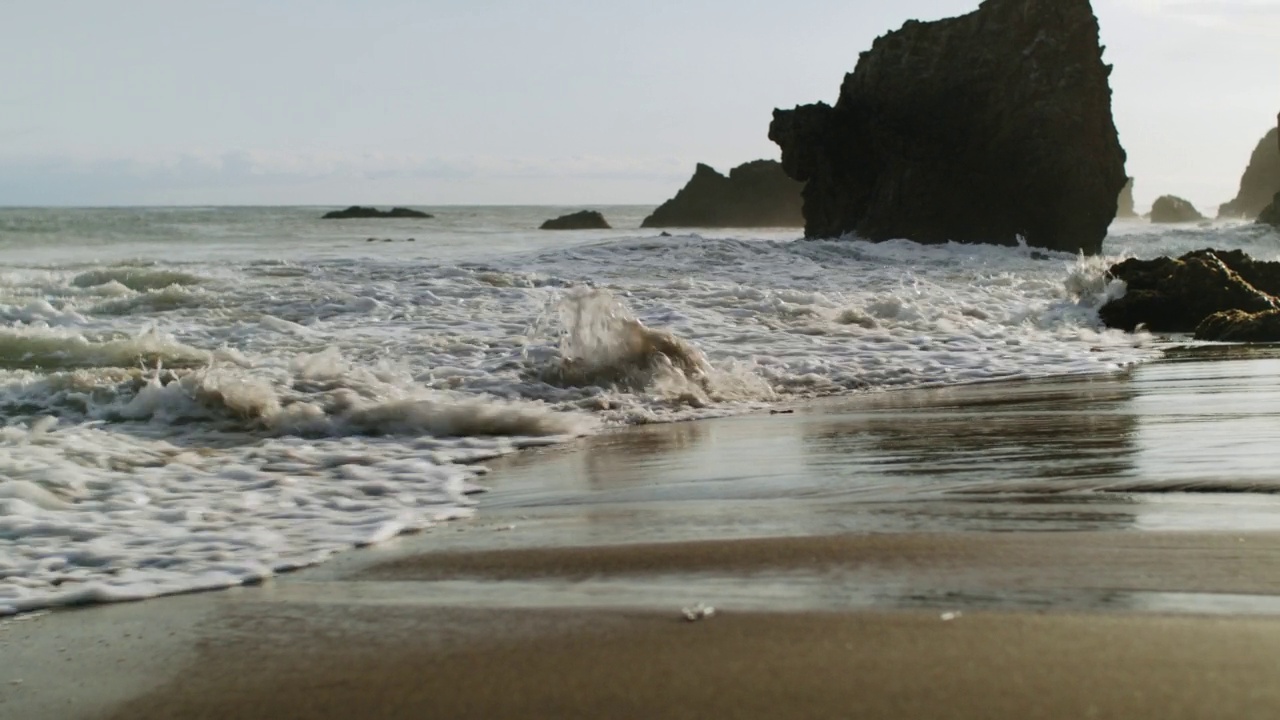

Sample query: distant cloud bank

[0,151,694,206]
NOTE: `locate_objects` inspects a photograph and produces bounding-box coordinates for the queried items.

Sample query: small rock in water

[682,603,716,622]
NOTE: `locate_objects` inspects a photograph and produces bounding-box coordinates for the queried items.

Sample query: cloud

[0,150,693,205]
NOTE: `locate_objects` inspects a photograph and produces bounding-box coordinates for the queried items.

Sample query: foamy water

[0,205,1274,615]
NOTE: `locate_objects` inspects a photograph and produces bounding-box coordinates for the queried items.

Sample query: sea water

[0,205,1275,615]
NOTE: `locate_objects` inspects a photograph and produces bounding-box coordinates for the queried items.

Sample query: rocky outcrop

[1116,178,1137,219]
[1260,194,1280,227]
[1099,249,1280,336]
[641,161,803,228]
[322,206,432,219]
[768,0,1126,254]
[540,210,611,230]
[1196,308,1280,342]
[1149,195,1204,224]
[1218,119,1280,219]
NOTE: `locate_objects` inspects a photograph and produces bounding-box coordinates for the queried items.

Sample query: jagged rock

[641,160,803,228]
[1116,178,1137,219]
[1196,309,1280,342]
[322,206,432,219]
[1099,249,1280,333]
[1149,195,1204,224]
[1219,118,1280,219]
[539,210,611,230]
[768,0,1126,254]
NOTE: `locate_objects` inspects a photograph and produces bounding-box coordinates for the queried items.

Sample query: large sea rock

[322,206,433,219]
[1148,195,1204,224]
[640,160,803,228]
[540,210,611,230]
[1099,249,1280,339]
[1219,118,1280,220]
[768,0,1126,255]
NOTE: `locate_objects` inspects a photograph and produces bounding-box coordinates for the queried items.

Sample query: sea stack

[1149,195,1205,224]
[769,0,1126,254]
[641,160,803,228]
[1219,118,1280,220]
[1258,113,1280,227]
[322,206,433,219]
[540,210,611,230]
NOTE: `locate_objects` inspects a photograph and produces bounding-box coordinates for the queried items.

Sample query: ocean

[0,205,1276,616]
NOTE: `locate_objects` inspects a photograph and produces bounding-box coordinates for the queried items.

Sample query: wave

[0,328,213,370]
[71,268,206,292]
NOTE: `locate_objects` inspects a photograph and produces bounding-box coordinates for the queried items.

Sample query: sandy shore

[8,361,1280,718]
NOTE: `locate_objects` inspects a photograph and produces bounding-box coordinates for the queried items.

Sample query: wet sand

[8,349,1280,718]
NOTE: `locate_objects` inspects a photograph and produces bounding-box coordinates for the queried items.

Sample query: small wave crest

[71,268,206,292]
[524,288,774,410]
[0,327,213,370]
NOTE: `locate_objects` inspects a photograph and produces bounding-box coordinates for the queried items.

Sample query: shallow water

[0,205,1277,614]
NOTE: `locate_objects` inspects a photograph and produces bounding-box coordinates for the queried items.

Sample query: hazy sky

[2,0,1278,210]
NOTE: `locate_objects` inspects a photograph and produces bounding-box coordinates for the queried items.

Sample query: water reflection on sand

[485,345,1280,537]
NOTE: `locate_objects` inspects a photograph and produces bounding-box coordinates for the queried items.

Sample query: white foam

[0,212,1257,615]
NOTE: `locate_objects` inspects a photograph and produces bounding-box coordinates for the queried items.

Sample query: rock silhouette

[768,0,1126,254]
[540,210,611,230]
[1219,119,1280,220]
[1099,249,1280,339]
[1149,195,1204,224]
[322,206,432,219]
[641,161,803,228]
[1257,115,1280,227]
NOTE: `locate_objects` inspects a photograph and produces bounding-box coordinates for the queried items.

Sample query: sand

[8,366,1280,719]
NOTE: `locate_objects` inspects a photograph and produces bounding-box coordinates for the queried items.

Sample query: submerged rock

[768,0,1126,254]
[322,206,432,219]
[1148,195,1204,224]
[1099,249,1280,335]
[540,210,611,230]
[1116,178,1137,219]
[641,160,803,228]
[1219,119,1280,220]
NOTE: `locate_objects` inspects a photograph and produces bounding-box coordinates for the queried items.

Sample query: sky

[1,0,1278,211]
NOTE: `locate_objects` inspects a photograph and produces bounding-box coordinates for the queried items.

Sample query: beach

[7,349,1280,718]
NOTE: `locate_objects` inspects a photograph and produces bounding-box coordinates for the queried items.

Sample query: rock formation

[1256,116,1280,227]
[1260,195,1280,227]
[1116,178,1137,219]
[640,160,803,228]
[540,210,611,230]
[1148,195,1204,224]
[768,0,1126,255]
[322,206,432,219]
[1099,249,1280,339]
[1219,118,1280,219]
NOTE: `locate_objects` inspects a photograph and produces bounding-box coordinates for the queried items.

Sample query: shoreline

[8,348,1280,717]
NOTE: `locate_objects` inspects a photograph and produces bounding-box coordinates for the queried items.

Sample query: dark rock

[1116,178,1137,219]
[1195,308,1280,342]
[322,206,433,219]
[1149,195,1204,224]
[1260,193,1280,227]
[1099,249,1280,333]
[658,231,672,237]
[641,160,803,228]
[1219,117,1280,219]
[769,0,1126,255]
[539,210,611,230]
